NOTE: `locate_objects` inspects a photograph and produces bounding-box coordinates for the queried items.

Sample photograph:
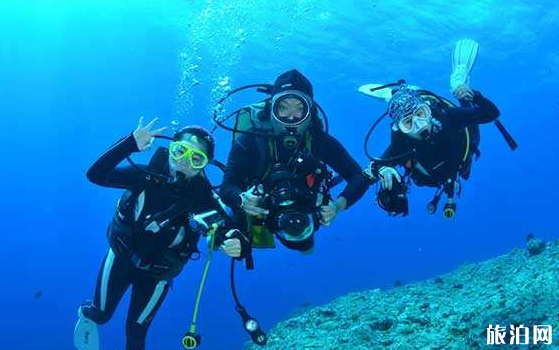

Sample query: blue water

[1,1,558,349]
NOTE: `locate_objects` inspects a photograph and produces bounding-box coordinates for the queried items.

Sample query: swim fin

[358,83,421,102]
[74,306,100,350]
[451,38,479,93]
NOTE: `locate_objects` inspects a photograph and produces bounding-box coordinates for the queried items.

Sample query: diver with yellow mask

[360,39,516,219]
[73,117,251,350]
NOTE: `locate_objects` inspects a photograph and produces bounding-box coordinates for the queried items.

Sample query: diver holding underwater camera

[360,39,517,219]
[218,69,369,253]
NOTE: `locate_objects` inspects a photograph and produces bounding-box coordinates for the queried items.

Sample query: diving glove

[379,166,401,191]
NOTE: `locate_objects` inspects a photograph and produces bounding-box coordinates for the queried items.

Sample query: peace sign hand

[132,117,168,151]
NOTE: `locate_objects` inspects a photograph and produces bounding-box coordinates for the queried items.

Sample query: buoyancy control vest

[107,147,203,280]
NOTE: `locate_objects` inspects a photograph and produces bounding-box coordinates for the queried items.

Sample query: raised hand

[453,85,474,102]
[132,117,167,151]
[379,166,401,190]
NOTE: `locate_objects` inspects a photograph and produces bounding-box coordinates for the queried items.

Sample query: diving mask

[271,91,311,126]
[169,141,209,169]
[398,104,433,135]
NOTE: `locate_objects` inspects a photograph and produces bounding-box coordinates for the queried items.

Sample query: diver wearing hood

[366,84,500,218]
[220,69,369,253]
[73,118,250,350]
[360,39,513,219]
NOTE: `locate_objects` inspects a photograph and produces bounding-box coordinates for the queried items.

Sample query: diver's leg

[125,275,170,350]
[75,248,132,350]
[82,248,132,322]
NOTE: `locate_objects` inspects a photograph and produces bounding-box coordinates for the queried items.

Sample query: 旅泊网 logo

[487,325,552,345]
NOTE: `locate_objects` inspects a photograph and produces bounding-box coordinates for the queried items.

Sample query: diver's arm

[368,131,408,179]
[380,131,410,162]
[86,134,146,189]
[220,135,254,210]
[317,133,369,208]
[197,186,252,259]
[450,91,500,126]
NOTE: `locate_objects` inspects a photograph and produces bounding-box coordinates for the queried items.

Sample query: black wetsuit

[220,127,369,249]
[81,134,237,350]
[372,91,500,188]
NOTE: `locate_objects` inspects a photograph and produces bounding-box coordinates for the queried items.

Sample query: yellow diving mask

[169,141,209,169]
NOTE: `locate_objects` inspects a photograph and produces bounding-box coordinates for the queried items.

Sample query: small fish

[34,290,43,299]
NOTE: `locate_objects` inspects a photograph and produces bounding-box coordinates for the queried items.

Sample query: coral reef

[246,239,558,350]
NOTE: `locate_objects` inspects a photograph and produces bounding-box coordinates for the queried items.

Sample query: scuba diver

[73,117,251,350]
[217,69,369,253]
[360,39,517,219]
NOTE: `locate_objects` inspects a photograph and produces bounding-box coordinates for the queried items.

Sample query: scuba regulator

[183,212,265,348]
[230,259,268,346]
[182,209,227,349]
[181,201,257,349]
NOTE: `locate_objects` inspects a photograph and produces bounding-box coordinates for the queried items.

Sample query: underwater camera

[267,163,298,209]
[265,163,316,241]
[377,180,409,217]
